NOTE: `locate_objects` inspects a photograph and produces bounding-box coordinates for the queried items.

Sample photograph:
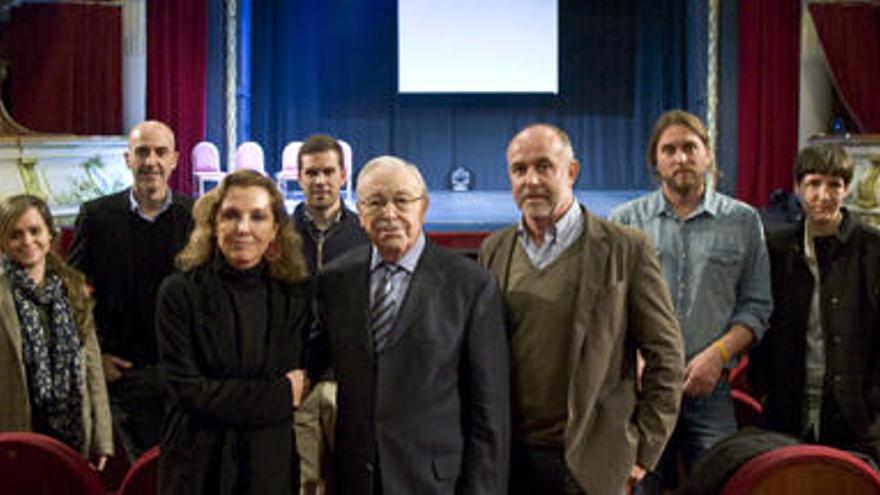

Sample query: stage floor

[294,190,648,232]
[421,190,647,232]
[54,190,651,259]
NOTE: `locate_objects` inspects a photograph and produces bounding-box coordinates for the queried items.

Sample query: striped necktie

[371,263,400,352]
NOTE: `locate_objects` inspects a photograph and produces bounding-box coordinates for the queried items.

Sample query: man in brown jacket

[479,123,684,495]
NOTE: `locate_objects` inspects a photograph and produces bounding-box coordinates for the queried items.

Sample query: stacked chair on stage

[277,141,303,199]
[336,138,354,204]
[191,141,225,196]
[234,141,266,175]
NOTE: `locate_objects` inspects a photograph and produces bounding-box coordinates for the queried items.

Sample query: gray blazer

[479,207,684,495]
[0,267,113,459]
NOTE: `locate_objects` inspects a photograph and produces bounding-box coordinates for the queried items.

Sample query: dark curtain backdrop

[246,0,706,191]
[205,0,227,162]
[736,0,800,206]
[716,0,740,195]
[809,3,880,133]
[147,0,207,195]
[2,4,121,134]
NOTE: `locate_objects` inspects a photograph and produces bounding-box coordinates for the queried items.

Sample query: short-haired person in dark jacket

[291,134,368,274]
[68,120,194,460]
[750,143,880,462]
[291,134,369,494]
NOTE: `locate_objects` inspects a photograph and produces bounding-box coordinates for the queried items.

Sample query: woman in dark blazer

[156,170,310,494]
[0,194,113,466]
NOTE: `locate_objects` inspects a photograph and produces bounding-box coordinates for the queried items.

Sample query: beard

[516,193,557,222]
[663,170,704,197]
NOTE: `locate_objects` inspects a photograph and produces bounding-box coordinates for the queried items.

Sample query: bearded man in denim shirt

[610,110,772,494]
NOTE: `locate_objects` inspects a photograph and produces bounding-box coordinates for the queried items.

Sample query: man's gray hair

[356,155,429,198]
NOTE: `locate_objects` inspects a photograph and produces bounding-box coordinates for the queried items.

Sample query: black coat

[156,259,310,494]
[317,240,511,495]
[68,189,193,363]
[750,212,880,460]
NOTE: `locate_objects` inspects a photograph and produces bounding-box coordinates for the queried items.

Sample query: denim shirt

[610,188,772,358]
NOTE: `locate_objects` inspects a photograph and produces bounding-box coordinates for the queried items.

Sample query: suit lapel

[570,210,609,363]
[488,227,518,294]
[342,248,374,361]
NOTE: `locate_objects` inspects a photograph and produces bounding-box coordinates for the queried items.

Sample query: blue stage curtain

[243,0,705,191]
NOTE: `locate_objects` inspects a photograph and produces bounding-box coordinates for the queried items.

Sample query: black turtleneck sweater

[216,259,271,374]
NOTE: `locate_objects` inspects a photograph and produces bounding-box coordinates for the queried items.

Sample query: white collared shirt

[516,202,584,270]
[128,187,173,222]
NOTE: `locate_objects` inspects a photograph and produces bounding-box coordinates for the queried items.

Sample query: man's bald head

[125,120,179,206]
[506,123,579,230]
[129,120,176,150]
[508,124,575,165]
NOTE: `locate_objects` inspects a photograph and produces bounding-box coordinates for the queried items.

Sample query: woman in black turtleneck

[155,170,310,494]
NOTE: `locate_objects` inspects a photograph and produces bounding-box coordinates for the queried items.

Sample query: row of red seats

[0,432,157,495]
[4,430,879,494]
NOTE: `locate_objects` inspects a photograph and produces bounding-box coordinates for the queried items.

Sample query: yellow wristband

[714,340,731,365]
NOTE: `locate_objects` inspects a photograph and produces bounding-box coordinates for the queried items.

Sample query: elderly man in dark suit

[480,123,684,495]
[315,155,510,494]
[68,120,193,460]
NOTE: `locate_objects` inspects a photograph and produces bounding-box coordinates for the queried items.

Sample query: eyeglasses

[358,195,424,213]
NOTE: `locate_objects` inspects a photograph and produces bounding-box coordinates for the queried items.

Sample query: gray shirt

[802,225,826,438]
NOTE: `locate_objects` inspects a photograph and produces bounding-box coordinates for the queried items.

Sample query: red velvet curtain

[147,0,207,195]
[3,4,121,134]
[736,0,801,206]
[809,3,880,133]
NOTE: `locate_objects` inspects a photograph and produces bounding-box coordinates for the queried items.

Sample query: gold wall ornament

[15,156,49,199]
[855,156,880,219]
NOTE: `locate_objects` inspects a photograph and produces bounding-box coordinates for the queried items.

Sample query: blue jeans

[636,380,737,494]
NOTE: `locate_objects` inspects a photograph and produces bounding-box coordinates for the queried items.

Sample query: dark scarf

[3,256,83,450]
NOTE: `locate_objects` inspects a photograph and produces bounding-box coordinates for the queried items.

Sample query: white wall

[797,1,834,149]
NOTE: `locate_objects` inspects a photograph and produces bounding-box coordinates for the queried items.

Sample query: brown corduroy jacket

[479,206,684,495]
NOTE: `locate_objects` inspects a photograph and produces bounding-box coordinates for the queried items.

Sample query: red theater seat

[731,389,763,428]
[720,444,880,495]
[0,432,105,495]
[99,430,132,492]
[728,353,751,394]
[117,445,160,495]
[58,226,76,260]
